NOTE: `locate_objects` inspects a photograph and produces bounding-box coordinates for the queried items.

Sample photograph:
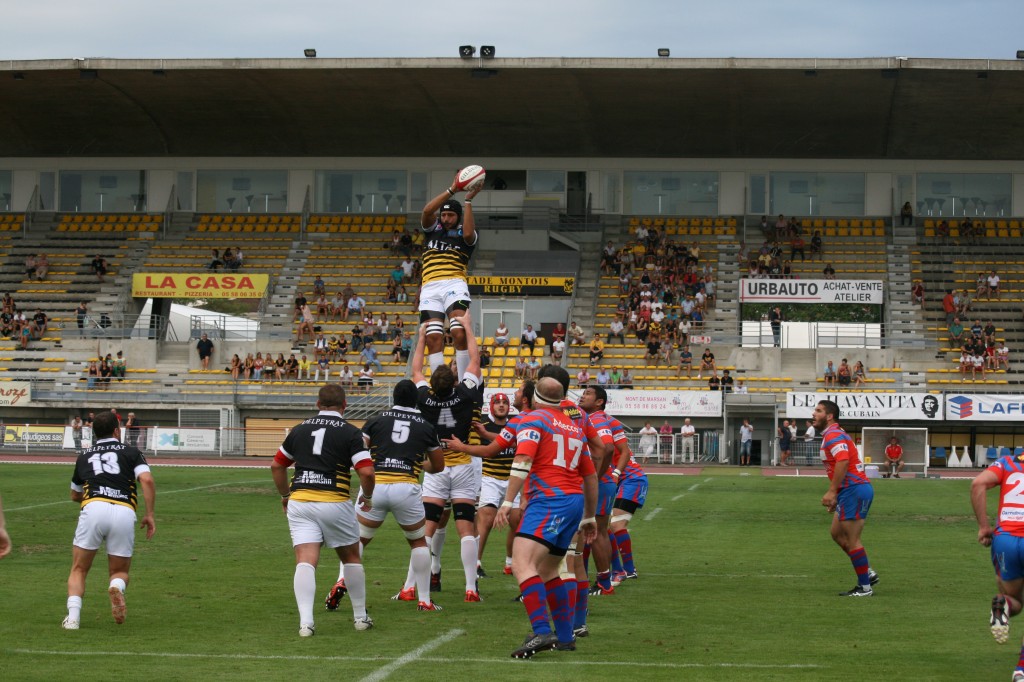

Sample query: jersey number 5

[392,420,410,444]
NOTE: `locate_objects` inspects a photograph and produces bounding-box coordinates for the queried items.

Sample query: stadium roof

[1,57,1023,160]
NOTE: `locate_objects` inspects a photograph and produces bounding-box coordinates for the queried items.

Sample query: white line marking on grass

[6,649,822,670]
[644,508,662,521]
[6,479,266,512]
[359,629,465,682]
[670,493,685,501]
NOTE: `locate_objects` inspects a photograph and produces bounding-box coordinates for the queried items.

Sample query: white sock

[427,352,445,372]
[505,556,513,567]
[455,349,470,379]
[294,562,316,626]
[109,578,126,593]
[405,537,427,590]
[461,535,479,592]
[411,546,431,604]
[344,563,367,619]
[431,528,447,574]
[67,595,82,621]
[337,561,345,582]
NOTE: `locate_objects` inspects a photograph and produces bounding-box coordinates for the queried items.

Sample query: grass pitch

[0,463,1011,681]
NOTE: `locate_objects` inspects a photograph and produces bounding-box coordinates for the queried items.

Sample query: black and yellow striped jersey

[363,406,443,484]
[278,411,370,502]
[481,419,515,481]
[72,438,150,510]
[420,222,477,285]
[417,381,483,466]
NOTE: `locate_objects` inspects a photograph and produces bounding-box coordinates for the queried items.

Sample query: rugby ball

[455,164,486,192]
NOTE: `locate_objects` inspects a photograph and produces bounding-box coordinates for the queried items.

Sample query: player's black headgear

[440,199,462,219]
[393,379,419,408]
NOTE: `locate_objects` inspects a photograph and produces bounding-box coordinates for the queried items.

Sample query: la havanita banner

[468,276,574,296]
[740,279,883,304]
[132,273,269,299]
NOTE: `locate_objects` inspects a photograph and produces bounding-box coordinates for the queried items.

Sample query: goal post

[861,427,930,477]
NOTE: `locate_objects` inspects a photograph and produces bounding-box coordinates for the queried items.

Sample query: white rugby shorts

[73,501,138,557]
[358,483,425,528]
[287,500,358,548]
[478,476,521,509]
[418,279,471,316]
[422,462,480,502]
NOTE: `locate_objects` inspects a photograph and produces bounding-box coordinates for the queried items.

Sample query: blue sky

[5,0,1022,61]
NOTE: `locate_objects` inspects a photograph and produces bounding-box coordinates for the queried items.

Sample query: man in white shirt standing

[680,418,697,463]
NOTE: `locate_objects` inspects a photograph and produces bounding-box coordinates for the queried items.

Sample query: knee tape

[403,526,426,541]
[358,523,378,540]
[424,320,445,337]
[423,501,445,523]
[613,512,633,523]
[452,502,476,523]
[448,317,465,334]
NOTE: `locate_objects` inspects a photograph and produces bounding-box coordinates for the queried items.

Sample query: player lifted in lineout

[419,170,484,379]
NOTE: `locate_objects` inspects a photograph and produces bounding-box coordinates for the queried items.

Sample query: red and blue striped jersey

[819,423,870,488]
[515,406,596,499]
[987,454,1024,536]
[587,409,628,483]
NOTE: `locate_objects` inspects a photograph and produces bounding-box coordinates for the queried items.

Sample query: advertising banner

[481,388,722,417]
[946,394,1024,421]
[0,381,31,406]
[740,279,883,304]
[786,392,943,420]
[132,273,269,299]
[148,427,218,452]
[2,424,65,446]
[467,276,574,296]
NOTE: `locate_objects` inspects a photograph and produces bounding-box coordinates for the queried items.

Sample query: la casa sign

[132,273,269,299]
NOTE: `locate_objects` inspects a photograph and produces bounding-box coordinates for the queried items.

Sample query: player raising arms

[395,320,484,603]
[971,451,1024,665]
[419,171,483,378]
[271,384,376,636]
[495,376,598,659]
[577,386,628,595]
[63,410,156,630]
[815,399,879,597]
[326,380,446,613]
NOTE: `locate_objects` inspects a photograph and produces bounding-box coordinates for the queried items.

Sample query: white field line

[5,479,267,513]
[359,629,465,682]
[6,648,822,670]
[643,508,661,521]
[671,476,711,502]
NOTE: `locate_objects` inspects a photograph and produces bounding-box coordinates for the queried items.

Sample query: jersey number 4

[87,452,121,475]
[551,434,583,469]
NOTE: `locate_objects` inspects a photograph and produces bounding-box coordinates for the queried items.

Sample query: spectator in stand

[691,307,704,331]
[550,336,565,363]
[343,291,366,322]
[296,304,315,344]
[790,234,806,262]
[734,378,748,394]
[972,348,987,380]
[698,348,716,379]
[196,333,214,370]
[948,318,966,348]
[853,361,868,387]
[588,337,605,365]
[959,346,972,379]
[658,337,673,365]
[595,367,609,387]
[986,341,999,371]
[492,319,510,348]
[823,263,837,280]
[298,354,312,380]
[988,270,1001,299]
[576,366,591,387]
[34,254,49,280]
[769,306,783,347]
[911,280,926,307]
[357,363,374,389]
[550,322,567,346]
[230,354,242,380]
[22,253,35,280]
[823,360,837,388]
[521,324,538,353]
[971,319,984,342]
[313,275,326,298]
[30,308,48,339]
[337,363,354,387]
[252,352,264,381]
[810,230,824,261]
[293,293,307,322]
[399,332,413,362]
[207,248,223,271]
[243,353,254,380]
[620,367,634,389]
[600,240,618,274]
[315,292,329,322]
[644,337,660,365]
[956,288,973,319]
[509,355,525,380]
[720,369,734,393]
[313,354,331,382]
[273,352,287,381]
[86,360,99,389]
[942,289,957,325]
[976,272,991,299]
[998,341,1011,370]
[900,202,914,226]
[837,358,852,388]
[708,375,721,391]
[99,356,113,387]
[91,255,108,282]
[608,366,622,388]
[608,317,625,345]
[360,341,383,373]
[569,321,587,346]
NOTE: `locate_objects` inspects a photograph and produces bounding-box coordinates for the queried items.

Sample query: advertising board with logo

[787,392,943,420]
[946,394,1024,421]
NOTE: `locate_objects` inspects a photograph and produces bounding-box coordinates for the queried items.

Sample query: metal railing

[61,313,168,340]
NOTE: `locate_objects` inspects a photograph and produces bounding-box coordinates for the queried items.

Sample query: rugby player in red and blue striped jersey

[815,400,879,597]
